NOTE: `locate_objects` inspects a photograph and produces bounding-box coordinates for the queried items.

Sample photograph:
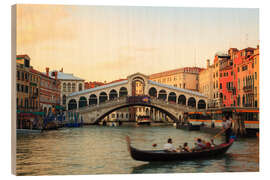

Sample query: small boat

[126,136,234,162]
[137,119,151,126]
[17,129,42,134]
[176,123,200,131]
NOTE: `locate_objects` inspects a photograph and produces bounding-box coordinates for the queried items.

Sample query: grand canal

[16,125,259,175]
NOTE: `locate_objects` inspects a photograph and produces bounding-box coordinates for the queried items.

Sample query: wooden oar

[126,136,131,153]
[213,129,226,139]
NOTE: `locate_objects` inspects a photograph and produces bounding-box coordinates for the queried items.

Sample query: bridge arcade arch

[66,73,208,124]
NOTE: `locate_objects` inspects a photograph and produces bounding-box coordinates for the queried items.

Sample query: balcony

[30,92,38,99]
[243,85,253,92]
[243,103,253,107]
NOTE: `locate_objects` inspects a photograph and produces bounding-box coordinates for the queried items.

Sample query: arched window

[109,89,118,100]
[63,83,66,92]
[68,99,77,110]
[79,96,87,108]
[67,83,71,92]
[79,83,83,91]
[119,87,128,97]
[188,97,196,108]
[198,100,206,109]
[99,92,108,103]
[72,83,76,92]
[89,94,97,105]
[62,95,66,105]
[148,87,157,97]
[168,92,177,103]
[158,89,167,100]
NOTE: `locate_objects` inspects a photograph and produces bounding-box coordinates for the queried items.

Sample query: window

[183,83,186,88]
[242,65,248,71]
[63,83,66,92]
[62,95,66,105]
[220,73,222,77]
[17,71,20,80]
[255,72,257,80]
[21,72,24,81]
[67,83,71,92]
[79,83,83,91]
[231,71,233,76]
[237,67,240,72]
[17,83,20,92]
[252,63,254,68]
[72,83,76,92]
[220,83,222,89]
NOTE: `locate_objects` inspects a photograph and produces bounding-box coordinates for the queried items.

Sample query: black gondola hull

[127,138,234,162]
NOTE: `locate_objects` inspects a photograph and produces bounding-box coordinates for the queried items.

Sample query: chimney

[206,59,210,68]
[46,67,49,76]
[54,71,58,80]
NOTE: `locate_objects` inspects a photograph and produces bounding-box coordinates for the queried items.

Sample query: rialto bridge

[66,73,208,124]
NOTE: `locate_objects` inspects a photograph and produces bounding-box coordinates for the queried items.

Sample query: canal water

[16,125,259,175]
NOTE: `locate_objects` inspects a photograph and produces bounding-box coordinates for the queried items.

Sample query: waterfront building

[218,54,235,107]
[16,55,43,129]
[149,67,204,91]
[233,47,256,107]
[16,55,31,128]
[16,55,31,112]
[199,59,214,108]
[107,108,130,122]
[48,68,85,108]
[254,46,259,108]
[212,55,221,107]
[39,68,61,114]
[29,68,41,111]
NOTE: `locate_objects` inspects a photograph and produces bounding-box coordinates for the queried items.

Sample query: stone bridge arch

[94,103,179,124]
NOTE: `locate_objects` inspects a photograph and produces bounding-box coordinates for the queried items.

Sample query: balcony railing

[243,85,253,92]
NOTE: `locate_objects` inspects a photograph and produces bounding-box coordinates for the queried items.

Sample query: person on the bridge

[222,116,232,143]
[163,138,176,152]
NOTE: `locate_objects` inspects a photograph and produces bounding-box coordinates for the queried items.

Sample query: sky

[16,4,259,82]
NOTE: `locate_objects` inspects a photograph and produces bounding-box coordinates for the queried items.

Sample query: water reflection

[16,126,259,175]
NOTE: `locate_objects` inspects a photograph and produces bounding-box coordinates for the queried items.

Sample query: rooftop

[69,79,128,97]
[48,71,84,81]
[150,67,204,79]
[148,80,207,98]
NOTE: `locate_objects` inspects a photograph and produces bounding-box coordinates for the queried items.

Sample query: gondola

[126,136,234,162]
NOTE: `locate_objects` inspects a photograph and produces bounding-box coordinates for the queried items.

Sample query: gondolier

[222,116,232,143]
